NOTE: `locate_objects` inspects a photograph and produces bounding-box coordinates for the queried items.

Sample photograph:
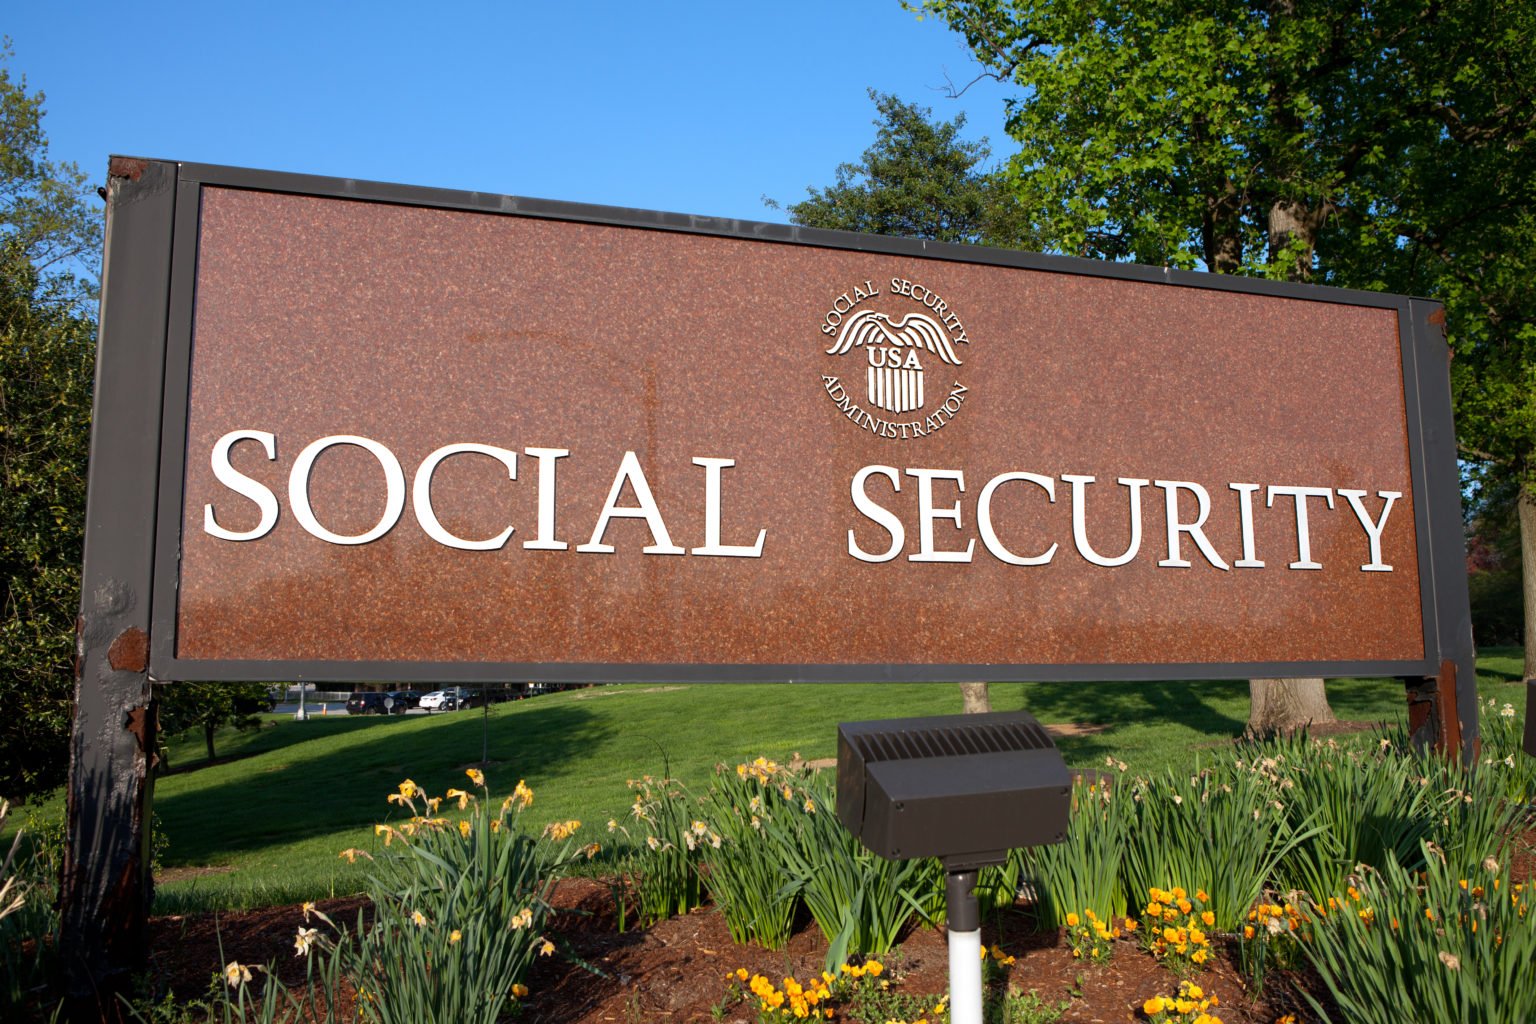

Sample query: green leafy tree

[0,239,93,799]
[774,89,1033,249]
[155,682,271,763]
[0,45,101,800]
[917,0,1536,721]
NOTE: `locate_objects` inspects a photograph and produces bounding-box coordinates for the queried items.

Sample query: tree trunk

[1520,487,1536,681]
[958,682,991,714]
[204,722,217,761]
[1246,677,1336,735]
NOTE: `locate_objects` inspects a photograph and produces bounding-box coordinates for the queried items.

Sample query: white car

[418,689,458,711]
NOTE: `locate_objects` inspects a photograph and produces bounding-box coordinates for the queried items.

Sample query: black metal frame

[105,159,1468,692]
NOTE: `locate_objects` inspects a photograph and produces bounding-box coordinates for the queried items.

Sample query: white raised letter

[1156,480,1230,570]
[907,468,975,563]
[1230,483,1265,567]
[1267,485,1335,570]
[577,451,685,555]
[204,429,279,541]
[848,465,904,563]
[522,447,571,550]
[289,435,405,545]
[977,472,1058,566]
[1338,489,1401,572]
[412,444,517,551]
[690,457,766,558]
[1064,475,1148,567]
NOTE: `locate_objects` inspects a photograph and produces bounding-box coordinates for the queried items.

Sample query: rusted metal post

[1403,298,1479,762]
[60,158,176,1019]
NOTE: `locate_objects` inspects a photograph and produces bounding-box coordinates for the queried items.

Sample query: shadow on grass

[153,699,611,865]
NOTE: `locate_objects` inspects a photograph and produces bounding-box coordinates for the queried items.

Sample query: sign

[99,162,1467,684]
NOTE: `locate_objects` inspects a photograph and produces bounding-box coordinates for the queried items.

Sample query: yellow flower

[301,900,316,920]
[1201,910,1215,927]
[511,983,529,998]
[512,779,534,809]
[449,929,462,944]
[459,819,472,839]
[865,960,883,976]
[512,907,533,930]
[397,779,419,799]
[466,767,485,787]
[539,939,555,956]
[338,847,372,863]
[224,961,252,987]
[543,819,582,841]
[1066,912,1080,927]
[411,910,428,928]
[446,788,470,810]
[1143,996,1165,1015]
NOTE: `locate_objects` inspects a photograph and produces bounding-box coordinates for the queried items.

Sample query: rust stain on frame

[173,187,1424,668]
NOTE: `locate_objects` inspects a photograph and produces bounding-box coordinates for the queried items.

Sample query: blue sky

[8,1,1017,223]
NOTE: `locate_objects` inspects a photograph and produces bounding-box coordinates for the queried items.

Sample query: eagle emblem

[825,309,962,414]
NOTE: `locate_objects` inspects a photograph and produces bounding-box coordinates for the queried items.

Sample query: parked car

[419,687,481,711]
[390,690,422,710]
[345,691,407,715]
[418,689,457,712]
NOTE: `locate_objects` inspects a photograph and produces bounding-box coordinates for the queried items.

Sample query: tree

[774,89,1034,249]
[0,44,102,800]
[0,238,94,799]
[917,0,1536,727]
[781,91,1030,714]
[155,682,271,763]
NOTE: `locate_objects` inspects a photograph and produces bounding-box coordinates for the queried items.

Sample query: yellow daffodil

[224,961,252,988]
[466,767,485,787]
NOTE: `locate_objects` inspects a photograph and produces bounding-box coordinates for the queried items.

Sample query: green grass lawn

[19,650,1532,913]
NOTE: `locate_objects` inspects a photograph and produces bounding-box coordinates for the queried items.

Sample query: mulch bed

[145,882,1315,1023]
[142,823,1536,1023]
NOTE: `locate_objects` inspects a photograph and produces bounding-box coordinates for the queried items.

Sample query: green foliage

[608,772,708,925]
[698,761,798,949]
[0,40,101,307]
[778,90,1033,248]
[348,773,586,1023]
[1123,762,1314,932]
[0,43,99,802]
[156,683,273,763]
[0,237,93,800]
[764,768,923,972]
[0,801,62,1020]
[1300,842,1536,1024]
[1019,770,1132,929]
